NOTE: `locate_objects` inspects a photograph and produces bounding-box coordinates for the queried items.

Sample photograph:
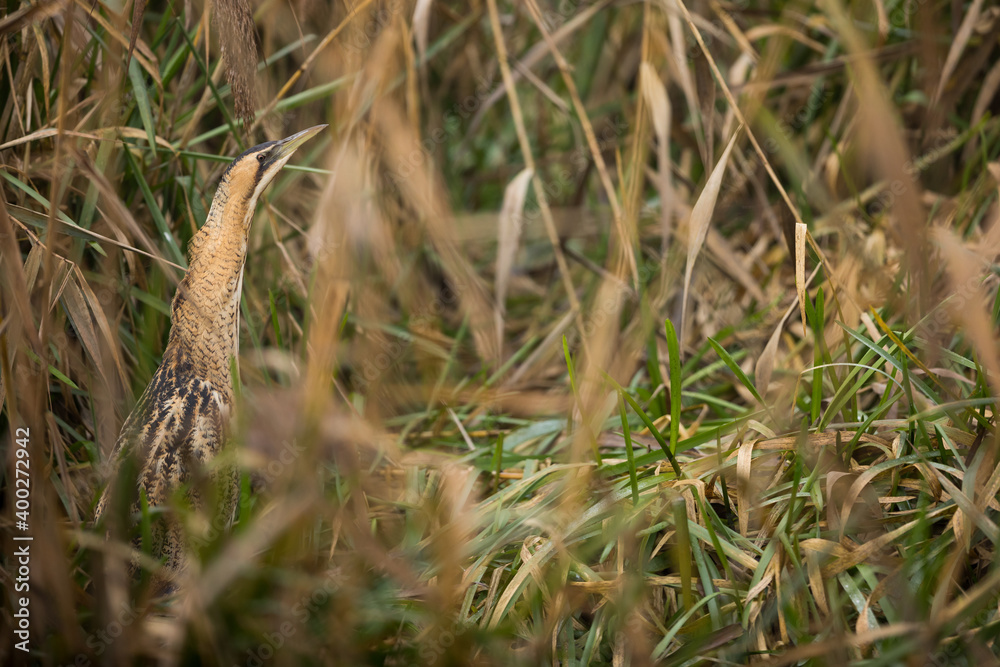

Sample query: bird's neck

[167,179,255,386]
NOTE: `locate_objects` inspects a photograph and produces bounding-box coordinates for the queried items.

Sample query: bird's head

[221,124,327,224]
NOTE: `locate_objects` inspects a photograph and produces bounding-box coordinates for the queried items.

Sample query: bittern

[94,125,326,581]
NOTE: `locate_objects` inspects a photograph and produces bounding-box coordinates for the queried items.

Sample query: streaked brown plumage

[94,125,326,581]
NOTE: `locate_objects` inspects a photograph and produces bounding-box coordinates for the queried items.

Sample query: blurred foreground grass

[2,0,1000,664]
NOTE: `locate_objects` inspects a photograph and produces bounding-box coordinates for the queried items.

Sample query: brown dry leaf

[775,555,789,642]
[933,467,1000,548]
[976,61,1000,122]
[479,565,505,629]
[806,551,828,616]
[744,547,778,602]
[681,128,740,336]
[495,167,533,353]
[974,457,1000,518]
[856,591,876,639]
[827,471,884,541]
[736,438,756,535]
[48,261,73,311]
[23,242,43,290]
[0,0,61,36]
[800,538,852,563]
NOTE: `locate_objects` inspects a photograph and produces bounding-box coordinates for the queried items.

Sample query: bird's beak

[267,124,328,165]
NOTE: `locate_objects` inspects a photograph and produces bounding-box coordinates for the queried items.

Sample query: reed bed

[2,0,1000,664]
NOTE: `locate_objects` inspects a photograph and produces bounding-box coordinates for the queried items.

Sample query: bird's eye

[257,154,266,163]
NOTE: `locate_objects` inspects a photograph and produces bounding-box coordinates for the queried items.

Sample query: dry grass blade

[0,199,42,351]
[126,0,148,66]
[252,0,376,133]
[962,58,1000,162]
[795,222,807,332]
[0,0,63,36]
[6,203,183,271]
[934,226,1000,399]
[681,128,739,338]
[71,0,160,83]
[412,0,433,66]
[663,0,703,161]
[640,61,674,247]
[704,229,765,302]
[522,0,636,283]
[0,127,174,152]
[672,0,805,233]
[823,0,929,314]
[742,25,825,54]
[61,275,105,373]
[484,0,584,347]
[639,62,670,155]
[468,0,612,133]
[933,0,984,104]
[495,167,533,353]
[73,266,129,390]
[755,300,796,399]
